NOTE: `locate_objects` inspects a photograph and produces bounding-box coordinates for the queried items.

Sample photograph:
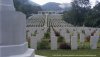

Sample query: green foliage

[31,33,36,36]
[63,0,100,27]
[59,43,71,49]
[79,42,90,49]
[63,0,91,26]
[44,32,50,39]
[37,28,50,50]
[31,30,37,36]
[13,0,42,18]
[57,36,65,43]
[37,39,50,50]
[36,49,100,57]
[44,28,50,39]
[84,3,100,27]
[52,27,67,49]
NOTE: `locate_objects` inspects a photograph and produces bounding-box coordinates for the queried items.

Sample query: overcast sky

[30,0,100,6]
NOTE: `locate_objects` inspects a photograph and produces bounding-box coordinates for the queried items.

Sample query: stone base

[9,49,34,57]
[0,42,34,57]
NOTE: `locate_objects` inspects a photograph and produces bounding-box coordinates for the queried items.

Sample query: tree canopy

[63,0,100,27]
[13,0,42,18]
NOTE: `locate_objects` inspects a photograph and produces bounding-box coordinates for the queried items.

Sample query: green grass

[36,49,100,57]
[36,40,100,57]
[35,35,100,57]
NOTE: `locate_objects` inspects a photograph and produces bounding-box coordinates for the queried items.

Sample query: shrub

[59,43,71,49]
[37,40,50,50]
[55,31,60,36]
[31,33,36,36]
[85,36,90,42]
[26,37,31,48]
[91,30,96,36]
[44,28,50,39]
[44,32,50,39]
[57,36,65,43]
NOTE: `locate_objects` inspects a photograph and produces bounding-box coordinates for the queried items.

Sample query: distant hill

[13,0,42,17]
[41,2,62,11]
[41,2,71,11]
[14,0,40,6]
[13,0,71,17]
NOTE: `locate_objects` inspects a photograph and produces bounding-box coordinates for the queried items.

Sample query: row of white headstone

[53,27,100,50]
[27,27,48,50]
[27,14,46,27]
[27,27,100,50]
[27,14,73,27]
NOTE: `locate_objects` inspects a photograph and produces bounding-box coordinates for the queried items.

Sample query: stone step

[9,49,34,57]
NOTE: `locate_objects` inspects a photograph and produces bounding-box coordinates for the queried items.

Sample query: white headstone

[94,31,99,36]
[30,36,37,50]
[51,28,55,36]
[64,33,70,43]
[71,36,78,50]
[73,31,78,36]
[50,28,57,50]
[90,36,99,49]
[85,29,91,36]
[60,28,66,36]
[51,36,57,50]
[80,33,85,43]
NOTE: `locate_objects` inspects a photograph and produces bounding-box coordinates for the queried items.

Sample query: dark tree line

[13,0,42,18]
[63,0,100,27]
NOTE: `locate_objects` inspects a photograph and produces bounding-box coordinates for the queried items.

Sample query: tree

[63,0,91,26]
[13,0,42,18]
[85,2,100,27]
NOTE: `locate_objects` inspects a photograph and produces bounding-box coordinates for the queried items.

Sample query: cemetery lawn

[36,40,100,57]
[35,49,100,57]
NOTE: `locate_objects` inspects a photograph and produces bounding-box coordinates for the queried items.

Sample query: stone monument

[0,0,34,57]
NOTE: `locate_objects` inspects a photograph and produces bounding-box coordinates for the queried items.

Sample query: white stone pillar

[0,0,34,57]
[0,0,15,11]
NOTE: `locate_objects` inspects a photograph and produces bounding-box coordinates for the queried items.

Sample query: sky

[30,0,100,6]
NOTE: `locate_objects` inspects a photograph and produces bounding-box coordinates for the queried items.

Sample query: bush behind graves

[37,40,50,50]
[59,43,71,49]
